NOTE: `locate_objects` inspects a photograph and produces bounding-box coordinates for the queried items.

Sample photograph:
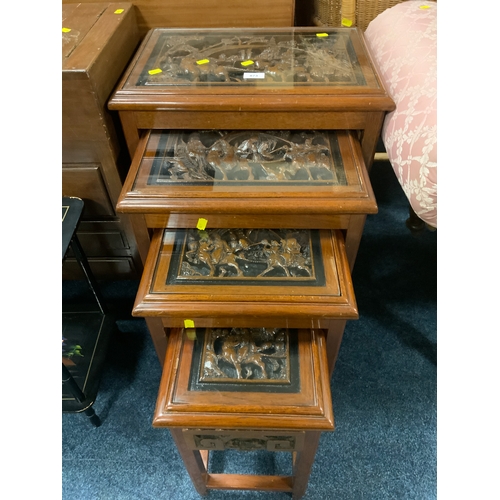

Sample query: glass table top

[124,128,375,197]
[136,129,348,189]
[117,129,377,217]
[120,27,380,92]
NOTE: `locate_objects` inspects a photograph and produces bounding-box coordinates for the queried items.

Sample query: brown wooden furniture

[62,2,148,279]
[118,129,376,227]
[62,0,296,38]
[142,226,356,317]
[109,27,394,496]
[109,28,394,171]
[154,327,333,498]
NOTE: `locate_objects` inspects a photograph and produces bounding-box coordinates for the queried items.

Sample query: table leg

[146,317,168,365]
[127,214,167,365]
[345,214,367,272]
[292,431,321,500]
[361,111,385,171]
[127,214,151,266]
[62,364,101,427]
[70,235,106,314]
[119,111,141,159]
[170,429,208,496]
[325,320,347,377]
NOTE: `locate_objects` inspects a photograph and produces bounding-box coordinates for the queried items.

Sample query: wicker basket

[313,0,342,27]
[313,0,408,31]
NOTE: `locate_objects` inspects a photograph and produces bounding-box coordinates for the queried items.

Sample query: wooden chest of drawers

[62,2,147,278]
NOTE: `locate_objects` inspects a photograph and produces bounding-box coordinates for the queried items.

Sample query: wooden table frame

[170,428,321,499]
[154,328,333,499]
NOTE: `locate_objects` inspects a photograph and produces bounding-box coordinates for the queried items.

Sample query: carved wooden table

[154,327,333,498]
[108,27,394,497]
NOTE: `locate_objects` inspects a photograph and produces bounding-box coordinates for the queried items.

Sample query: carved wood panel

[183,429,305,451]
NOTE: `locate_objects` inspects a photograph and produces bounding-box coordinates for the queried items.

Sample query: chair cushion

[364,1,437,227]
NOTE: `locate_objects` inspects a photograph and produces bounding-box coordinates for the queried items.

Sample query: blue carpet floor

[62,161,437,499]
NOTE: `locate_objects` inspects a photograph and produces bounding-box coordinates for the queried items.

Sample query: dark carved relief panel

[189,328,300,393]
[200,327,290,382]
[166,228,326,286]
[137,30,366,86]
[145,130,346,186]
[183,430,304,452]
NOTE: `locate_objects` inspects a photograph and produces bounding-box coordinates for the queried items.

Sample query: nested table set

[109,27,394,498]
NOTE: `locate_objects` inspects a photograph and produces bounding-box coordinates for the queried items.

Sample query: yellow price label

[316,33,329,38]
[197,59,210,65]
[197,218,208,230]
[62,27,71,33]
[114,8,125,14]
[241,60,254,66]
[148,68,162,75]
[341,18,353,27]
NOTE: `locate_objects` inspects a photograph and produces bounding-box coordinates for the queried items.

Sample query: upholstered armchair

[313,0,437,231]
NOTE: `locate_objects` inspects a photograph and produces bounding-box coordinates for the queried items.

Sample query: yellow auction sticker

[241,60,254,66]
[184,319,195,328]
[148,68,162,75]
[197,59,210,65]
[316,33,328,38]
[114,9,124,14]
[419,5,431,8]
[341,18,353,27]
[62,27,71,33]
[197,218,208,230]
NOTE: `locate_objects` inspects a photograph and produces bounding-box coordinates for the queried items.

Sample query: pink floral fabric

[365,1,437,227]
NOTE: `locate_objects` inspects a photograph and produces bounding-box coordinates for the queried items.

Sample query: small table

[154,327,333,499]
[62,197,114,427]
[109,27,394,169]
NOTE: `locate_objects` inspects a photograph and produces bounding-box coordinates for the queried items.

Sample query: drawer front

[62,164,115,217]
[182,429,305,452]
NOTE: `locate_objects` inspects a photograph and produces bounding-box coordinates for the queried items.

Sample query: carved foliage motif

[200,328,289,383]
[175,228,315,280]
[139,31,366,86]
[148,130,346,185]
